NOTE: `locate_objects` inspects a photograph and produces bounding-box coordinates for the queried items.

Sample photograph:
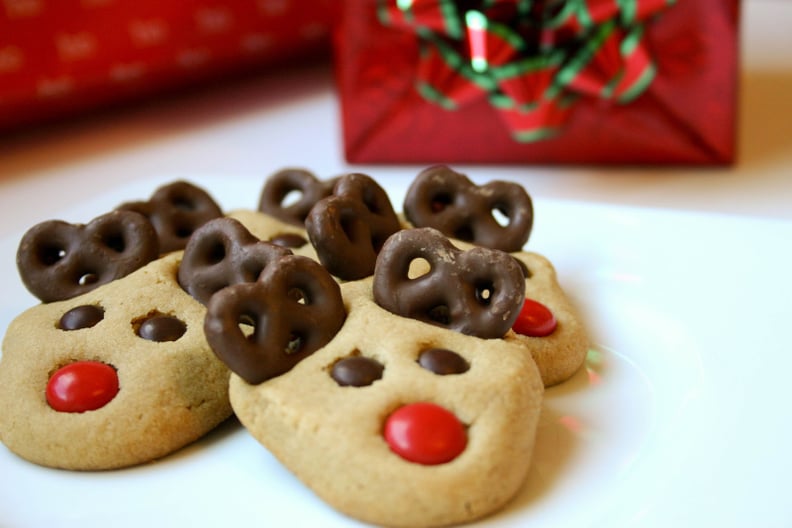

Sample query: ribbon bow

[378,0,676,141]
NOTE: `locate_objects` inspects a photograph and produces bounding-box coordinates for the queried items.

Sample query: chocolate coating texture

[258,168,338,226]
[205,254,346,385]
[16,210,159,303]
[306,173,401,281]
[404,165,533,252]
[373,228,525,339]
[178,218,292,305]
[117,180,222,254]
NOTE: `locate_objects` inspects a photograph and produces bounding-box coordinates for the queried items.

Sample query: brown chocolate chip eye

[58,305,105,330]
[268,233,308,249]
[331,355,384,387]
[135,313,187,342]
[418,348,469,375]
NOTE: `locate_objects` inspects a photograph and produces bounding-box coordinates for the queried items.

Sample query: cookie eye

[330,353,384,387]
[58,305,105,330]
[417,348,469,375]
[133,312,187,342]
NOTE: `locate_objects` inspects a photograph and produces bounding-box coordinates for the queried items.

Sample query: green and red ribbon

[378,0,676,142]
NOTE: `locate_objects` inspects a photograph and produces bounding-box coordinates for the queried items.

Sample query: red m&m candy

[512,298,557,337]
[46,361,119,413]
[384,402,467,465]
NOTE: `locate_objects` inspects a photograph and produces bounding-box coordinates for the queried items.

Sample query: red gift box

[0,0,338,133]
[335,0,740,165]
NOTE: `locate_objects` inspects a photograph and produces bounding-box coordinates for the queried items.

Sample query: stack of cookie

[0,167,589,527]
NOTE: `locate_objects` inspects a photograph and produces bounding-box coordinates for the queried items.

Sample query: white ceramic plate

[1,176,791,527]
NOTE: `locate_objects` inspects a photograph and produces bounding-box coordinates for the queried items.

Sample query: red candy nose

[512,298,557,337]
[46,361,119,413]
[384,402,467,465]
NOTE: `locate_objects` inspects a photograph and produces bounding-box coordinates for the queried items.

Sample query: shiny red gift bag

[335,0,740,165]
[0,0,338,133]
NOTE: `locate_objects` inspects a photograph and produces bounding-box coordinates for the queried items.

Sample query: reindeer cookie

[402,166,588,386]
[0,253,232,470]
[0,181,232,470]
[205,228,544,527]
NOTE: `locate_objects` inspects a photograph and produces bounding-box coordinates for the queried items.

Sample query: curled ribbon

[378,0,676,141]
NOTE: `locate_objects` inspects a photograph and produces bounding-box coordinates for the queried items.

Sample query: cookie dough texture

[0,253,232,470]
[230,279,545,527]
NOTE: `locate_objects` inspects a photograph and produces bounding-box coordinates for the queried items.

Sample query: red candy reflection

[46,361,119,413]
[384,402,467,465]
[512,298,557,337]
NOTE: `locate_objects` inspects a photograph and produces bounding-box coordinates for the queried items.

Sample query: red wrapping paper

[0,0,338,133]
[335,0,740,165]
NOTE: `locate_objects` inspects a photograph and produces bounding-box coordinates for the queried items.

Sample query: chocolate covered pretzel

[258,168,338,226]
[178,217,292,305]
[205,254,345,385]
[306,173,401,280]
[16,210,159,303]
[373,228,525,339]
[117,180,223,254]
[404,165,533,252]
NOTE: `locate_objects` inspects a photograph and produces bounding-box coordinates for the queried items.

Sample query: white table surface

[1,2,791,527]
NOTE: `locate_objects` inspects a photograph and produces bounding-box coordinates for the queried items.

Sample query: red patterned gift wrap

[335,0,741,165]
[0,0,337,133]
